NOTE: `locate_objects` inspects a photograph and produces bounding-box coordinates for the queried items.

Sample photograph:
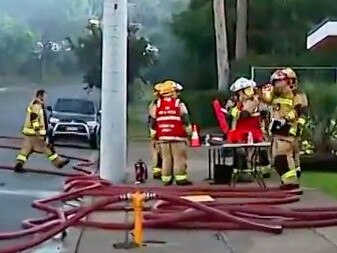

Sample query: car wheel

[89,134,98,149]
[89,127,100,150]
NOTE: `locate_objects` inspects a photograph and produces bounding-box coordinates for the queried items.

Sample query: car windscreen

[54,99,95,114]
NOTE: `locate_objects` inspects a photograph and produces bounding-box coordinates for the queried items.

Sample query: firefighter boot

[152,168,162,180]
[296,167,302,178]
[260,165,271,178]
[258,149,271,178]
[174,173,192,186]
[14,161,27,173]
[54,157,70,169]
[163,179,174,186]
[161,174,174,186]
[175,179,193,186]
[280,169,299,190]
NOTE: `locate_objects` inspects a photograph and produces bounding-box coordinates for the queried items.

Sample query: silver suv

[47,98,100,149]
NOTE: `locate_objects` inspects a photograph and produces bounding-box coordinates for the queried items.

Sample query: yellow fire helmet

[158,82,176,97]
[153,82,163,96]
[162,80,183,91]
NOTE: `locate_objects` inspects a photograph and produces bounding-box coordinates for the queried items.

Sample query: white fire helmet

[229,77,256,92]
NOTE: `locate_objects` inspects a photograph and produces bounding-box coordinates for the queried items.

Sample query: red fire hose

[0,136,337,253]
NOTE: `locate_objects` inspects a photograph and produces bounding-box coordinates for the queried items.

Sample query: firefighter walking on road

[14,89,70,173]
[149,81,193,186]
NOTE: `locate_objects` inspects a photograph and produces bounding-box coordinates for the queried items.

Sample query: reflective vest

[235,101,261,131]
[155,97,186,141]
[22,99,47,136]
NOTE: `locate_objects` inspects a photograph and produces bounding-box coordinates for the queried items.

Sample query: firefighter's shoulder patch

[32,99,40,105]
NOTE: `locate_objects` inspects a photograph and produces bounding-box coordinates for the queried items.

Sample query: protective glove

[285,110,297,121]
[185,124,192,137]
[230,107,240,119]
[149,129,156,139]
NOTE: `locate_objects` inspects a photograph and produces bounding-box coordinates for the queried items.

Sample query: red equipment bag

[212,99,229,135]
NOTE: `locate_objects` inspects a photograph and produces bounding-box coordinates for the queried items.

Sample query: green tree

[170,0,337,89]
[70,21,159,90]
[0,14,37,75]
[171,0,219,90]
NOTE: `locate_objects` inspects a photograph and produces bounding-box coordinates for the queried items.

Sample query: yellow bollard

[132,191,145,246]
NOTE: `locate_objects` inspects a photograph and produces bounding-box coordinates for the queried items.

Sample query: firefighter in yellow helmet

[149,81,193,186]
[265,69,302,188]
[14,89,69,173]
[148,83,163,179]
[282,67,310,177]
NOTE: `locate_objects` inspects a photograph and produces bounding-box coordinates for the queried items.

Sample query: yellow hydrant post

[132,191,145,246]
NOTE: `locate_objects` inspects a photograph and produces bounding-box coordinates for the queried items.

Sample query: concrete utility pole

[100,0,128,182]
[213,0,230,91]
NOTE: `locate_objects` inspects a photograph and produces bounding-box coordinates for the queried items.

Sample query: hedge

[181,90,228,128]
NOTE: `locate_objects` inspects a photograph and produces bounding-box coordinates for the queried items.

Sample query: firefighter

[284,68,310,177]
[148,83,163,179]
[14,89,69,173]
[266,69,302,188]
[149,81,184,180]
[228,77,263,143]
[225,78,263,181]
[149,81,193,186]
[256,83,273,178]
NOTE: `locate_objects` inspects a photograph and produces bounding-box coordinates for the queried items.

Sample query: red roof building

[307,18,337,51]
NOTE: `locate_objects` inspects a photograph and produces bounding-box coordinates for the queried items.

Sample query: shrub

[181,90,228,128]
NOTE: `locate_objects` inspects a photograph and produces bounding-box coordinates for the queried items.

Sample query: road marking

[0,189,60,198]
[29,242,63,253]
[0,87,8,92]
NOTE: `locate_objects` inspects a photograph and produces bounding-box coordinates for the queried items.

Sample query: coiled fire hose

[0,136,337,253]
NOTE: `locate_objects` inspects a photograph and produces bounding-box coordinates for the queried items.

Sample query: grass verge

[128,121,149,141]
[301,172,337,198]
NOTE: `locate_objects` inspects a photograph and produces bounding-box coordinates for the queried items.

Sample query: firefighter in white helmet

[228,77,263,143]
[148,81,192,186]
[224,78,264,181]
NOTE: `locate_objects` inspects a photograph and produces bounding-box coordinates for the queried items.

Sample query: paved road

[0,83,99,251]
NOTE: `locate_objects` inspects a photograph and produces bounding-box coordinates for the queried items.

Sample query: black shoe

[153,172,161,180]
[58,158,70,169]
[175,180,193,186]
[280,184,299,190]
[262,172,271,179]
[163,181,173,186]
[14,162,27,173]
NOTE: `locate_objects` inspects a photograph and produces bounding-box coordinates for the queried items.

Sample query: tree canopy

[70,21,159,90]
[168,0,337,89]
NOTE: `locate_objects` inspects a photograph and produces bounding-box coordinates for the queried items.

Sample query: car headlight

[87,121,97,129]
[49,117,60,124]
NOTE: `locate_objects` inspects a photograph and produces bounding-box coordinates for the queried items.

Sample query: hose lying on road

[0,136,337,253]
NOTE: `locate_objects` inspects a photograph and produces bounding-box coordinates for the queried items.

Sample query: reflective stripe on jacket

[155,97,186,141]
[22,99,47,136]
